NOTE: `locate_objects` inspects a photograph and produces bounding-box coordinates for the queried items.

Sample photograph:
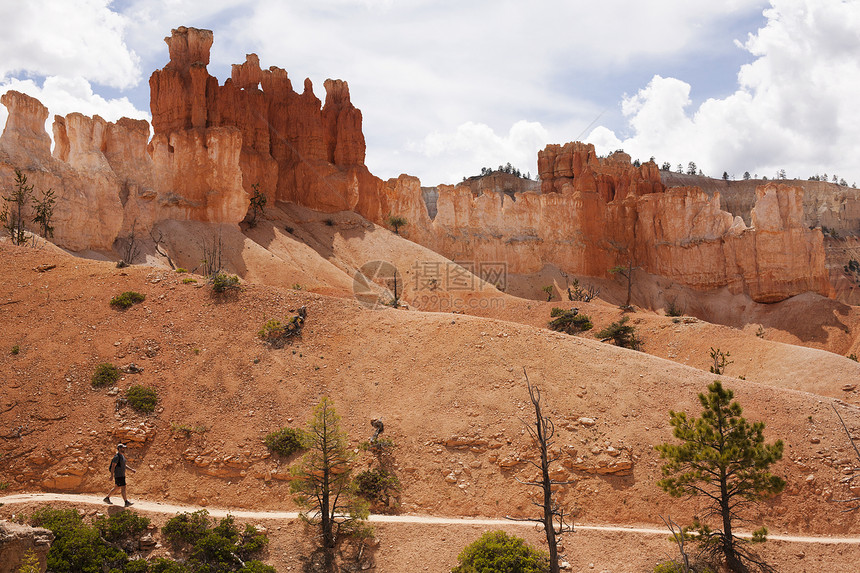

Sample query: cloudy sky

[1,0,858,186]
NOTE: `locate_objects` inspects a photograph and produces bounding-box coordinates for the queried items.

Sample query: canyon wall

[387,143,829,303]
[0,26,834,303]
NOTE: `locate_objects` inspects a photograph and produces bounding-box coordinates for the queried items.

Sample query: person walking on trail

[104,443,136,506]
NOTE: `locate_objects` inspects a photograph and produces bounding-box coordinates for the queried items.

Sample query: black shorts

[114,475,126,487]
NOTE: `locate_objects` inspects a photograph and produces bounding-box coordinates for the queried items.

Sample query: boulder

[0,521,53,573]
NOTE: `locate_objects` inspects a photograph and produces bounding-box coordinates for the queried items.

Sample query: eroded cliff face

[0,92,124,250]
[386,144,830,303]
[149,26,378,218]
[0,27,833,303]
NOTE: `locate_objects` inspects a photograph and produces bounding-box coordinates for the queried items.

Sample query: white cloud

[0,0,140,89]
[0,77,150,144]
[401,120,549,184]
[218,0,769,183]
[589,0,860,183]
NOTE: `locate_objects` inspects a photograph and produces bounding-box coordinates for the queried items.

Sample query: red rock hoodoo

[0,26,836,304]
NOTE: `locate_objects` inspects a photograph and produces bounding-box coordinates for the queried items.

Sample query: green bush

[127,385,157,413]
[163,510,211,548]
[94,509,150,545]
[595,315,641,350]
[29,507,127,573]
[91,363,121,388]
[124,560,150,573]
[11,344,20,355]
[452,530,549,573]
[548,308,593,334]
[15,549,40,573]
[258,309,305,347]
[849,353,858,362]
[175,268,188,273]
[665,297,683,317]
[110,291,146,309]
[264,427,305,457]
[182,278,197,284]
[210,272,240,293]
[163,512,269,571]
[653,561,715,573]
[354,467,400,504]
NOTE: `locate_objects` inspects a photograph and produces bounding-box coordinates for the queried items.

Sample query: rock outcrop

[384,144,829,302]
[148,26,377,218]
[0,92,124,250]
[0,521,53,573]
[0,27,835,303]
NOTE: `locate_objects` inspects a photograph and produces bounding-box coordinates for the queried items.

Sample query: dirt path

[3,493,859,545]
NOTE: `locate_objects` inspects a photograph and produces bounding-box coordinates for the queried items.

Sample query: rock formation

[0,27,836,303]
[382,143,829,302]
[148,26,377,216]
[0,521,53,573]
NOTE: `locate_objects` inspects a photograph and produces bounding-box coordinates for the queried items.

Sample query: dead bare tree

[661,515,692,573]
[117,220,141,267]
[506,367,574,573]
[149,227,175,269]
[832,403,860,511]
[198,231,224,277]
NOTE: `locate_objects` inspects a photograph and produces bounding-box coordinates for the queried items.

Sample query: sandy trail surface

[3,493,859,545]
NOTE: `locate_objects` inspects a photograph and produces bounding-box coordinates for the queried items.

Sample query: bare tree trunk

[527,373,561,573]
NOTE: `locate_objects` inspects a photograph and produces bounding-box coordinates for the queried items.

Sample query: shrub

[264,427,305,457]
[94,510,150,543]
[15,549,40,573]
[182,278,197,284]
[210,272,240,293]
[175,267,188,273]
[323,218,335,226]
[595,315,640,349]
[127,385,157,413]
[170,422,207,436]
[11,344,19,355]
[665,297,683,317]
[548,308,593,334]
[110,291,146,309]
[91,363,120,388]
[163,510,211,548]
[452,530,549,573]
[150,558,192,573]
[354,467,400,504]
[239,561,277,573]
[709,347,733,375]
[258,307,306,347]
[163,512,269,571]
[246,183,267,228]
[29,507,127,573]
[849,353,858,362]
[567,278,599,302]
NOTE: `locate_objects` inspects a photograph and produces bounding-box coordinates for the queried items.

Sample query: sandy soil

[2,229,860,572]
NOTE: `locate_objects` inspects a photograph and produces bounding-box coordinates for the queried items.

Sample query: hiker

[104,443,137,506]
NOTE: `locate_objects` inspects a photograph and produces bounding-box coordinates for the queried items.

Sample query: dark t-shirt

[111,453,127,478]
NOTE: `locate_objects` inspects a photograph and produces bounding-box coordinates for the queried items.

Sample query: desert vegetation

[452,531,548,573]
[548,307,593,334]
[657,382,785,572]
[595,315,641,349]
[91,363,121,388]
[110,291,146,309]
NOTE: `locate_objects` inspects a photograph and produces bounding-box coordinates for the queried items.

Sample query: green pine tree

[656,381,785,572]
